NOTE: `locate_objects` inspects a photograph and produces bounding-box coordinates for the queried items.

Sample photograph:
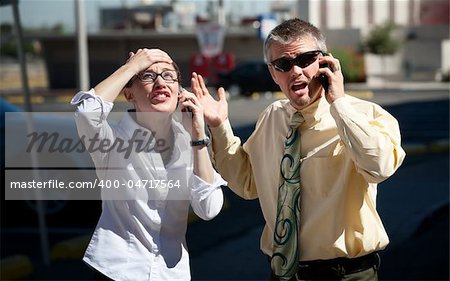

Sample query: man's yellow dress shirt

[210,94,406,262]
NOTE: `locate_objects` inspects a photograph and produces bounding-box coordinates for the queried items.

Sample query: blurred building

[296,0,449,82]
[34,0,449,89]
[100,4,173,31]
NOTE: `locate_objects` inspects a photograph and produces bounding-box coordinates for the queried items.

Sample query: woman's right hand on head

[93,48,173,103]
[126,48,173,75]
[190,72,228,128]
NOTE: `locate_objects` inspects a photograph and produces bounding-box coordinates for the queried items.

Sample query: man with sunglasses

[71,48,226,281]
[193,18,405,280]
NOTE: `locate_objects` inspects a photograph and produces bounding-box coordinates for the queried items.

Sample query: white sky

[0,0,274,32]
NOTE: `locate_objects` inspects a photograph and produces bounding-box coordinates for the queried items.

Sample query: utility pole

[2,0,51,266]
[8,0,32,112]
[217,0,225,26]
[75,0,90,91]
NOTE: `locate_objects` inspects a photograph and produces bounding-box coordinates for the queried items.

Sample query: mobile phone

[319,63,329,92]
[179,86,193,113]
[319,52,330,92]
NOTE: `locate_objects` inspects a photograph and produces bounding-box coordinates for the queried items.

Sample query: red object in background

[213,52,236,84]
[420,0,449,25]
[213,52,236,74]
[189,53,211,81]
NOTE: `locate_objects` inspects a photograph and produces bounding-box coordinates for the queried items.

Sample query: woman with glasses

[193,19,405,281]
[71,48,225,281]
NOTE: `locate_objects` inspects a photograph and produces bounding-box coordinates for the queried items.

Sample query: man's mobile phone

[319,63,329,92]
[319,52,330,92]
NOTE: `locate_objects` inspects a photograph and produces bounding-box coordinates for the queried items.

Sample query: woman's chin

[147,101,177,113]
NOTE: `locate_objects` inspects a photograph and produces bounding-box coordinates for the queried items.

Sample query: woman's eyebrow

[142,67,176,73]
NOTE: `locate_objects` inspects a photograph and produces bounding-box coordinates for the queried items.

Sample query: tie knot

[290,112,304,128]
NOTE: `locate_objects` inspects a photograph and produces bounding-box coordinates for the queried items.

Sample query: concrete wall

[402,25,450,81]
[37,28,362,89]
[38,30,266,89]
[36,24,449,89]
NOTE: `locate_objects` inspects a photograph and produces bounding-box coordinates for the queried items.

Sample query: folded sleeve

[189,171,226,221]
[70,89,115,167]
[71,89,114,114]
[330,96,406,183]
[209,119,258,199]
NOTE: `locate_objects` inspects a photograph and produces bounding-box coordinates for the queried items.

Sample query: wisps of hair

[263,18,327,63]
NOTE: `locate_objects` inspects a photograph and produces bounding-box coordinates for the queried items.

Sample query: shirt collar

[286,94,329,124]
[119,109,156,142]
[118,110,191,165]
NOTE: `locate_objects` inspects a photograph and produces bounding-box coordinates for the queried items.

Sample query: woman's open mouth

[151,91,171,102]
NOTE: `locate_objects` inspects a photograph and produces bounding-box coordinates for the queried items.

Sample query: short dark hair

[263,18,327,63]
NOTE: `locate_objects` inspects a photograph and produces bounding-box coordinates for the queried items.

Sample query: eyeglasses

[138,70,179,83]
[270,50,324,72]
[127,70,179,87]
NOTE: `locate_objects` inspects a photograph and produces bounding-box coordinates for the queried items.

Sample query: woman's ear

[177,85,184,100]
[123,87,134,102]
[176,85,183,110]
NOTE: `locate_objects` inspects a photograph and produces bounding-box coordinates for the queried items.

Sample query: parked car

[217,61,280,97]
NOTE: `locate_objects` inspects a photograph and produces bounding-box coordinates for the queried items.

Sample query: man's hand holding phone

[317,53,345,104]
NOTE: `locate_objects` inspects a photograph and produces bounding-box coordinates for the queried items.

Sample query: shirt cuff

[190,172,227,201]
[329,96,352,119]
[208,119,235,151]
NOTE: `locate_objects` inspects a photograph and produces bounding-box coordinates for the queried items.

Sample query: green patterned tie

[271,111,304,281]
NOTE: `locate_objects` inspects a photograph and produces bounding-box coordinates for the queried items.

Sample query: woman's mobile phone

[179,87,193,114]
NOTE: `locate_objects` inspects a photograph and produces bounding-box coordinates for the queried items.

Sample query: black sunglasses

[270,50,325,72]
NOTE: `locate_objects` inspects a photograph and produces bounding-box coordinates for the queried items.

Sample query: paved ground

[1,83,449,280]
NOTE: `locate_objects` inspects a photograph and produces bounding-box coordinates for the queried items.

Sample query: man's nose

[291,64,304,77]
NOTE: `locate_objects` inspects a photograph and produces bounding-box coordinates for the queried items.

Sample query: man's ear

[268,65,280,85]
